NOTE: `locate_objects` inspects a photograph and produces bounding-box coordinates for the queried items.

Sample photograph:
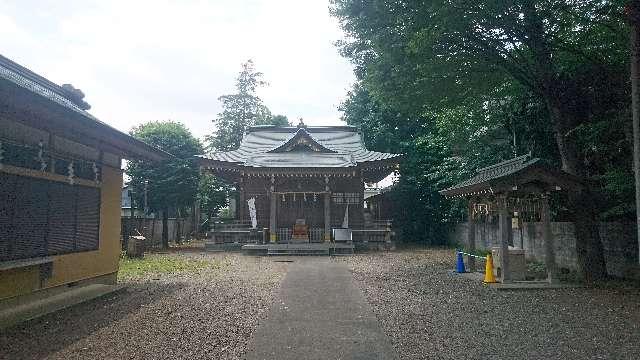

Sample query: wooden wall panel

[10,176,48,259]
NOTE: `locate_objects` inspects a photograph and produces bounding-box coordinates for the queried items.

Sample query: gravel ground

[1,252,289,360]
[335,247,640,360]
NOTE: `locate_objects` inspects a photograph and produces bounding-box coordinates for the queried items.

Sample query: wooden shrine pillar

[269,175,277,242]
[498,194,511,283]
[467,198,476,272]
[269,192,277,242]
[541,194,558,283]
[324,192,331,241]
[323,175,331,242]
[238,176,245,221]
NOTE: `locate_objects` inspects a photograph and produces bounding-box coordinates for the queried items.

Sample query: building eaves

[0,54,171,161]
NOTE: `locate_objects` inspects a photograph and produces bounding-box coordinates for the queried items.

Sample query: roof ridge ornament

[297,118,307,129]
[267,127,337,153]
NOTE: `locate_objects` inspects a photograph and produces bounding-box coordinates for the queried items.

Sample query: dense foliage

[126,121,228,245]
[127,121,203,215]
[331,0,633,261]
[198,173,230,222]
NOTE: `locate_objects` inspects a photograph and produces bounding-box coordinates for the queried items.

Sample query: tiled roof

[440,154,540,195]
[0,54,100,122]
[0,54,171,161]
[199,126,402,168]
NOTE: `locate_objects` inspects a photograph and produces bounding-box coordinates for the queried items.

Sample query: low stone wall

[450,221,639,279]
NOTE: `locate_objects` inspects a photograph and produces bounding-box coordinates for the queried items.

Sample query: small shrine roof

[440,154,583,198]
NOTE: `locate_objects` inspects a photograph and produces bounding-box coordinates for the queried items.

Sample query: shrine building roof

[198,125,402,169]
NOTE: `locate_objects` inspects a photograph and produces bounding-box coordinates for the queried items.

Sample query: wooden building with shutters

[198,121,401,245]
[0,55,169,310]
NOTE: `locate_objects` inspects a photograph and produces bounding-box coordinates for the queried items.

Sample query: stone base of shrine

[353,241,396,252]
[242,243,355,256]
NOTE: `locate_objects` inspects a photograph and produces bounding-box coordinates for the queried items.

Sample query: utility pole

[627,1,640,264]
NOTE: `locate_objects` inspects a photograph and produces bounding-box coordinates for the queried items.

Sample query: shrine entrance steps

[241,243,354,256]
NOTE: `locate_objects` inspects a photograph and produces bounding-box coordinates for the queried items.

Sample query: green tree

[265,114,291,126]
[197,173,229,226]
[127,121,202,249]
[207,60,273,151]
[332,0,631,280]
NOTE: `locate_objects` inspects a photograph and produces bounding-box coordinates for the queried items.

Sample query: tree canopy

[331,0,632,279]
[198,173,230,221]
[207,60,291,152]
[126,121,202,216]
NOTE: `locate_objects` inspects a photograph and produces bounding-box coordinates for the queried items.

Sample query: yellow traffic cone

[483,253,497,283]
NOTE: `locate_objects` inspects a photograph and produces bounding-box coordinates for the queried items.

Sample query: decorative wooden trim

[0,256,53,271]
[0,164,100,188]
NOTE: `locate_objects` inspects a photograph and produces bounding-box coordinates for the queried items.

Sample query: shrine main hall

[198,122,401,243]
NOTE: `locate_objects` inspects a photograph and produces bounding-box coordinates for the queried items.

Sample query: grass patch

[118,254,222,280]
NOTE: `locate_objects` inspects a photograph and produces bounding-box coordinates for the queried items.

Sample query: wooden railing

[352,220,393,243]
[207,219,394,245]
[209,221,266,244]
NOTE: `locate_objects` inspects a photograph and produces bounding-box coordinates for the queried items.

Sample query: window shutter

[0,173,18,261]
[47,182,78,255]
[12,176,48,259]
[0,172,101,261]
[75,186,100,251]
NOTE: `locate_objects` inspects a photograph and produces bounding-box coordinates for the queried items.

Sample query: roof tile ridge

[476,153,531,173]
[267,128,338,153]
[0,54,71,100]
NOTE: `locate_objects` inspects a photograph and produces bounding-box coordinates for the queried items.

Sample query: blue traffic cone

[456,250,466,273]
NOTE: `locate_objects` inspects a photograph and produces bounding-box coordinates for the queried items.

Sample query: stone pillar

[498,194,511,283]
[541,194,558,283]
[467,199,476,272]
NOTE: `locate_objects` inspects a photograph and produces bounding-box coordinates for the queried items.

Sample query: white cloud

[0,0,353,139]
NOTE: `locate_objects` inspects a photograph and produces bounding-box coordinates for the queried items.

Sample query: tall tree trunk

[545,99,608,281]
[162,208,169,250]
[523,3,607,280]
[628,1,640,266]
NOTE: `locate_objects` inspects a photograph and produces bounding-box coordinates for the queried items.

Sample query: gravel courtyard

[1,251,289,360]
[335,247,640,360]
[2,248,639,359]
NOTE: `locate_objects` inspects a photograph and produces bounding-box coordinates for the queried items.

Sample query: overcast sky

[0,0,354,139]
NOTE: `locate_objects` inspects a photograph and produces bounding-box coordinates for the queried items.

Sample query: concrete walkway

[245,257,398,360]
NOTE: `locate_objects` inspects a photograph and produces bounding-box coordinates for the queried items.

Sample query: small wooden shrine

[440,154,583,283]
[197,121,402,243]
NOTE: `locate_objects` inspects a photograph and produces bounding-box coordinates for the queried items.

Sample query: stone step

[267,249,330,256]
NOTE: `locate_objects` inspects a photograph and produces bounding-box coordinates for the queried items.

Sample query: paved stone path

[245,257,398,360]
